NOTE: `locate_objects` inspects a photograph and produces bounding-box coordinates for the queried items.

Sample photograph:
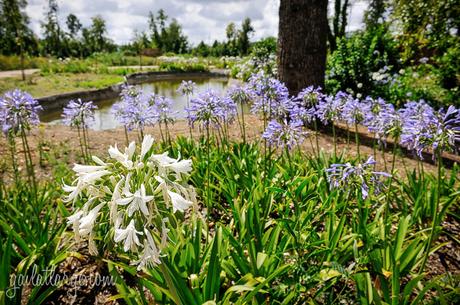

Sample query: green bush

[39,59,92,75]
[159,62,208,72]
[0,55,47,71]
[326,25,400,98]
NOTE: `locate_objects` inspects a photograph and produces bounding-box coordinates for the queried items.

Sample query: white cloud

[25,0,367,46]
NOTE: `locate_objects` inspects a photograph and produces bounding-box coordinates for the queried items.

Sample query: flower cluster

[65,135,196,269]
[400,102,460,158]
[152,96,175,124]
[186,89,236,128]
[62,99,97,128]
[262,119,307,150]
[226,85,253,106]
[0,89,42,136]
[112,85,175,131]
[281,84,459,157]
[177,80,196,97]
[326,156,391,199]
[247,72,289,119]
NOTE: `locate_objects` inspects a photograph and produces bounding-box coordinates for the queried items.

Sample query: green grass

[0,73,124,97]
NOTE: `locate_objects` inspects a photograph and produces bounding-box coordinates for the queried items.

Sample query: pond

[41,77,236,130]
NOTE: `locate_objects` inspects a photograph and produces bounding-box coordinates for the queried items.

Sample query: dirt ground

[0,115,445,183]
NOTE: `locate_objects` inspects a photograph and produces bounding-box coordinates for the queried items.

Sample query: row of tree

[0,0,257,59]
[0,0,116,58]
[190,18,254,57]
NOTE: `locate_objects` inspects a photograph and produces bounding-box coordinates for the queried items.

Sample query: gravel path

[0,68,40,79]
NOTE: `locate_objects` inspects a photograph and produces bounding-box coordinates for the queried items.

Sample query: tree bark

[278,0,328,94]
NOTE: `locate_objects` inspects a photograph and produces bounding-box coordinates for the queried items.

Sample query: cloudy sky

[25,0,368,46]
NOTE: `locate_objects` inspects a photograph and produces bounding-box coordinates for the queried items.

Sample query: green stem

[82,125,91,161]
[187,95,193,139]
[124,126,129,146]
[354,123,360,159]
[346,123,350,148]
[8,135,20,185]
[20,129,36,193]
[77,127,85,160]
[314,119,320,156]
[159,122,165,144]
[241,103,246,144]
[206,123,211,219]
[332,124,337,159]
[419,150,442,274]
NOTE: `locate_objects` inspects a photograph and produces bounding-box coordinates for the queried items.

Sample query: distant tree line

[191,18,255,57]
[0,0,117,58]
[0,0,258,59]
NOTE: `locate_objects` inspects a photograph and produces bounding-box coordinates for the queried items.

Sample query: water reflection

[42,77,232,130]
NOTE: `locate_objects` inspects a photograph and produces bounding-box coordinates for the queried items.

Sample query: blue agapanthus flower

[248,72,289,119]
[399,100,438,159]
[153,96,176,124]
[326,156,391,199]
[262,119,307,150]
[186,89,236,128]
[0,89,42,135]
[177,80,196,97]
[111,85,158,131]
[62,99,97,128]
[315,94,344,125]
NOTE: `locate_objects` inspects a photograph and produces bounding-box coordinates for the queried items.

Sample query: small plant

[65,135,196,268]
[0,89,41,189]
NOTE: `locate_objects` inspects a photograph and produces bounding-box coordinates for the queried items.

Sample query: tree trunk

[278,0,328,94]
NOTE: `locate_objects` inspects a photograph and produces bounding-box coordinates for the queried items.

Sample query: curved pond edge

[37,69,229,112]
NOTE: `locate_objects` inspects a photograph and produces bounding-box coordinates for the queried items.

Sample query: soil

[0,115,445,183]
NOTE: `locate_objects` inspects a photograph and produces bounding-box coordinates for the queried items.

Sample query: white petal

[73,164,106,173]
[167,190,192,213]
[166,159,192,174]
[108,145,125,162]
[126,141,136,159]
[141,135,154,159]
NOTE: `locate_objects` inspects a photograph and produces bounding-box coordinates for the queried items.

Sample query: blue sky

[25,0,368,45]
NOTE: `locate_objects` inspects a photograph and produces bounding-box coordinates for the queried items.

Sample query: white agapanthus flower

[116,184,154,217]
[135,229,161,270]
[114,219,143,252]
[167,190,193,213]
[65,135,196,269]
[165,159,192,175]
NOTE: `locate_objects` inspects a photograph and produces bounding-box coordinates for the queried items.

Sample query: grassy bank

[0,73,124,97]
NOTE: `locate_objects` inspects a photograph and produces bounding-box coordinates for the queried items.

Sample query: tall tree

[148,11,161,48]
[148,9,189,54]
[238,17,254,55]
[66,13,82,37]
[65,13,82,57]
[364,0,387,29]
[164,18,188,53]
[225,22,238,55]
[328,0,349,52]
[89,15,107,53]
[0,0,36,79]
[132,30,149,69]
[278,0,328,94]
[42,0,62,56]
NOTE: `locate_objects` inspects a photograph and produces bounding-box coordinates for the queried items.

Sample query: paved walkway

[0,65,230,79]
[0,68,39,79]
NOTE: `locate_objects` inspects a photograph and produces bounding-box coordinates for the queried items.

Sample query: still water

[41,77,233,130]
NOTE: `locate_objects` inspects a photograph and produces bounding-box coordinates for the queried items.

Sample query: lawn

[0,73,124,98]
